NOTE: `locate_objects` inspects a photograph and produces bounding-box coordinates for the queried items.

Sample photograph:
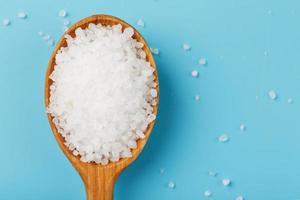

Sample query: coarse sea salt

[194,95,200,101]
[198,57,207,65]
[168,181,176,189]
[137,19,145,27]
[183,43,191,51]
[47,23,157,165]
[236,195,244,200]
[59,9,67,18]
[191,70,199,77]
[2,19,10,26]
[222,178,231,186]
[63,19,70,26]
[240,123,246,132]
[17,12,27,19]
[203,190,212,197]
[218,134,229,143]
[150,47,159,55]
[268,90,277,100]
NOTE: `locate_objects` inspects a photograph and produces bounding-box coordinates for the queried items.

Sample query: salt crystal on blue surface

[222,178,231,186]
[203,190,212,197]
[268,90,277,100]
[236,195,244,200]
[137,19,145,27]
[43,35,51,41]
[218,134,229,143]
[240,123,246,132]
[288,98,293,104]
[48,39,54,46]
[168,181,176,189]
[17,12,27,19]
[63,19,70,26]
[198,57,207,65]
[160,168,165,174]
[2,19,10,26]
[194,95,200,101]
[150,47,159,55]
[191,70,199,77]
[63,26,69,32]
[183,43,191,51]
[59,9,67,18]
[38,31,44,36]
[208,171,217,177]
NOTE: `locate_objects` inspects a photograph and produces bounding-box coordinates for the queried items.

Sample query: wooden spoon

[44,15,159,200]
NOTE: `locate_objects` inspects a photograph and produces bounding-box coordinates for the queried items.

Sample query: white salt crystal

[236,195,244,200]
[48,39,55,46]
[203,190,212,197]
[222,178,231,186]
[198,57,207,65]
[63,26,69,32]
[43,35,51,41]
[2,19,10,26]
[168,181,176,189]
[137,19,145,27]
[59,9,67,17]
[288,98,293,104]
[268,90,277,100]
[47,23,157,165]
[150,47,159,55]
[208,171,217,177]
[240,123,246,132]
[194,95,200,101]
[183,43,191,51]
[160,168,165,174]
[191,70,199,77]
[17,12,27,19]
[218,134,229,143]
[38,31,44,36]
[63,19,70,26]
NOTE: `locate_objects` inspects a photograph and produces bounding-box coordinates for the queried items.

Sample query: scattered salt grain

[268,90,277,100]
[222,178,231,186]
[150,47,159,55]
[168,181,176,189]
[63,26,69,32]
[137,19,145,27]
[160,168,165,174]
[194,95,200,101]
[48,39,55,46]
[191,70,199,77]
[38,31,44,36]
[47,23,157,165]
[2,19,10,26]
[198,57,207,65]
[182,43,191,51]
[63,19,70,26]
[288,98,293,104]
[58,9,67,18]
[43,35,51,41]
[203,190,212,197]
[218,134,229,143]
[17,12,27,19]
[208,171,217,177]
[236,195,244,200]
[240,123,246,132]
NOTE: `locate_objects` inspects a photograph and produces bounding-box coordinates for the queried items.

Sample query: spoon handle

[83,167,118,200]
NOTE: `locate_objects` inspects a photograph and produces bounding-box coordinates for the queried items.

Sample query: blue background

[1,0,300,199]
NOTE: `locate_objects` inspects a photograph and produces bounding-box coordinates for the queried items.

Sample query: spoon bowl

[45,15,159,200]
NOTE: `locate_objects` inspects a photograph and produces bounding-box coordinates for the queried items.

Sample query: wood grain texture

[44,15,159,200]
